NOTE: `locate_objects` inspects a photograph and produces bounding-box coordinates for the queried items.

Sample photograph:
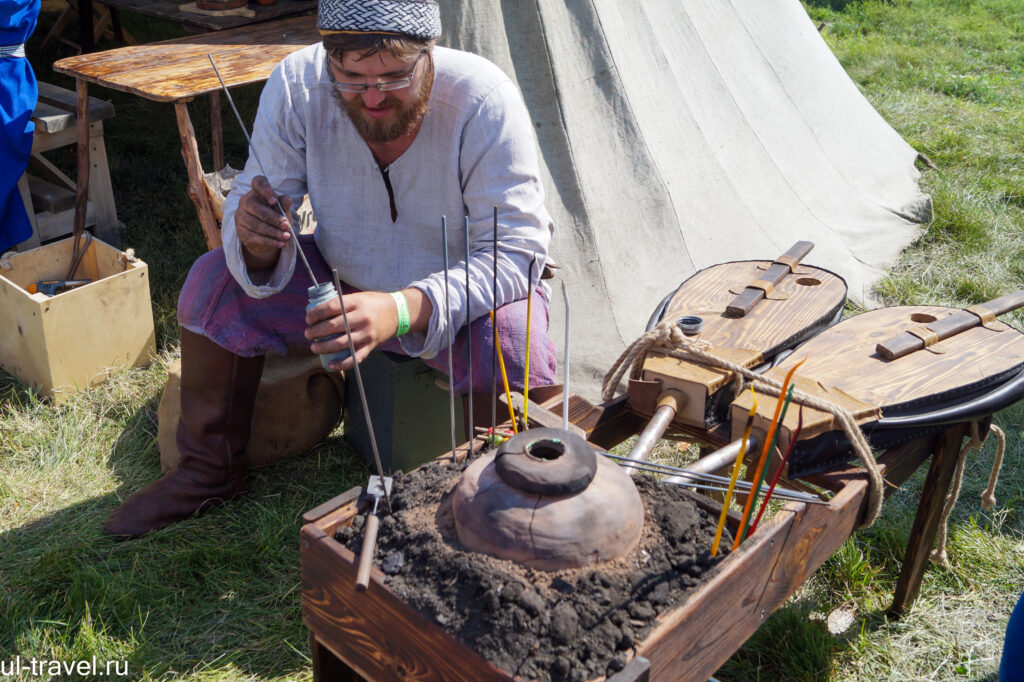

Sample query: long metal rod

[442,217,457,463]
[207,55,318,286]
[561,281,570,431]
[464,216,474,455]
[333,269,390,512]
[659,477,826,505]
[491,207,498,437]
[604,455,824,504]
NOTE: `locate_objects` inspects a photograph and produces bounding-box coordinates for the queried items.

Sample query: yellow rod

[492,311,518,434]
[711,387,757,557]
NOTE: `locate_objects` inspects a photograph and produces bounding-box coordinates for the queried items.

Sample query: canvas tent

[438,0,931,399]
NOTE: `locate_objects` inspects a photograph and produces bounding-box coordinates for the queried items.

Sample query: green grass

[3,0,1024,680]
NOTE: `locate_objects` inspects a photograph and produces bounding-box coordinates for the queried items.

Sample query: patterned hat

[318,0,442,40]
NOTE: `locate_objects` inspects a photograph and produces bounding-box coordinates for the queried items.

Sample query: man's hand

[236,175,293,271]
[305,288,433,371]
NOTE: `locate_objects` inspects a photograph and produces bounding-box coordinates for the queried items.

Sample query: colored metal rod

[751,402,804,534]
[733,358,805,550]
[491,207,499,437]
[208,55,318,286]
[740,384,795,543]
[561,281,571,431]
[523,254,539,429]
[492,311,518,433]
[332,269,390,512]
[441,216,458,463]
[464,216,474,455]
[712,387,758,557]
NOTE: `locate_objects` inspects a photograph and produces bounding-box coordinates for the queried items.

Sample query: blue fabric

[1002,591,1024,681]
[0,0,40,253]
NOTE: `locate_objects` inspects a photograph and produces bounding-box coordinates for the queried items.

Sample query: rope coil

[602,320,885,526]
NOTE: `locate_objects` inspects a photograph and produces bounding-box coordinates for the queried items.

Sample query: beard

[338,75,432,144]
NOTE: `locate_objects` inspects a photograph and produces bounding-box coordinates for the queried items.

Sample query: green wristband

[391,291,411,336]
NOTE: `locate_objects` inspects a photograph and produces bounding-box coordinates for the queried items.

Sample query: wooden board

[731,305,1024,470]
[633,259,846,430]
[52,15,320,102]
[0,237,155,403]
[98,0,316,32]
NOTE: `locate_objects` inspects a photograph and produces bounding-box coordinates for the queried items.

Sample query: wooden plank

[302,486,365,525]
[30,102,75,135]
[301,524,511,682]
[28,175,76,214]
[53,15,320,102]
[34,203,96,243]
[73,80,90,242]
[86,121,120,244]
[638,505,799,681]
[36,82,115,122]
[890,423,969,615]
[98,0,317,32]
[14,175,41,251]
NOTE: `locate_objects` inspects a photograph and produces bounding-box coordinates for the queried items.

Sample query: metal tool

[561,281,570,431]
[28,279,91,296]
[442,216,458,463]
[602,453,825,505]
[207,54,319,287]
[355,474,393,591]
[332,269,390,511]
[464,216,474,455]
[491,207,498,437]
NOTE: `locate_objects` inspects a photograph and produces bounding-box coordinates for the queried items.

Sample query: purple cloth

[179,235,557,394]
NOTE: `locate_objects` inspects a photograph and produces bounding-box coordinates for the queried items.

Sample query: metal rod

[561,281,570,431]
[675,434,762,478]
[464,216,474,455]
[659,478,826,505]
[333,269,390,512]
[624,403,678,474]
[442,216,457,463]
[491,207,498,437]
[523,254,537,429]
[605,455,824,504]
[207,55,318,286]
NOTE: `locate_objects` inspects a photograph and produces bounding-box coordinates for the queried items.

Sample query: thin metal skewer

[207,54,319,286]
[523,253,539,430]
[491,207,498,438]
[333,268,390,512]
[561,281,570,431]
[464,216,474,456]
[604,455,825,504]
[442,216,458,463]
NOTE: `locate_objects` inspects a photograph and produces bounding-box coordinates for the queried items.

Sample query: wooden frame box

[300,392,972,681]
[0,236,155,402]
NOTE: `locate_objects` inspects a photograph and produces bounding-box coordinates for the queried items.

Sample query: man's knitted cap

[318,0,442,40]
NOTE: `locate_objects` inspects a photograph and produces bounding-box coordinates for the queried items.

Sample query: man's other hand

[305,288,433,371]
[236,176,293,271]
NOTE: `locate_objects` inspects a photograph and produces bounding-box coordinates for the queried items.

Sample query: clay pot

[452,429,645,571]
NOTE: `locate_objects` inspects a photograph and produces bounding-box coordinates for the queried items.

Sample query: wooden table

[300,391,986,681]
[52,14,320,249]
[75,0,317,52]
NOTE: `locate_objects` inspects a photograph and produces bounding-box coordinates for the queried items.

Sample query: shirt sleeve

[399,79,553,358]
[221,60,309,298]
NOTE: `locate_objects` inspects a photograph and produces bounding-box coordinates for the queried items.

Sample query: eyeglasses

[325,52,426,94]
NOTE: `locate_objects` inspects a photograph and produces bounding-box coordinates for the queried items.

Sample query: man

[104,0,557,538]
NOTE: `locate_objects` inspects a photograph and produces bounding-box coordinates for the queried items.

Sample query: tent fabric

[438,0,930,400]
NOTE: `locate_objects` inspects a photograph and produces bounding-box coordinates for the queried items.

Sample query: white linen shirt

[221,44,553,359]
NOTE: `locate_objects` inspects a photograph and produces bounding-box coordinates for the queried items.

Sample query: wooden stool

[15,81,119,250]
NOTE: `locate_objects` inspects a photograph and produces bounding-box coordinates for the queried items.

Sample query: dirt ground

[336,457,731,682]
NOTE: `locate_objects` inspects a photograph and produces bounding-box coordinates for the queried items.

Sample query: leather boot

[104,329,265,538]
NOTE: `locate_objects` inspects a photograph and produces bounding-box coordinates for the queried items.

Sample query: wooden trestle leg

[174,100,222,250]
[889,422,971,616]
